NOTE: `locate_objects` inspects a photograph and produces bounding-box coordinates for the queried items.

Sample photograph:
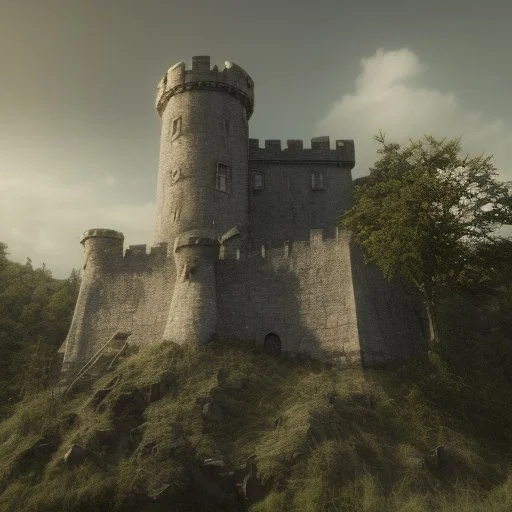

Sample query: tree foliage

[343,133,512,342]
[0,245,80,416]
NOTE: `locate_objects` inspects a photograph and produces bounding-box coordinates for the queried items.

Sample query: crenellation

[265,139,281,151]
[149,243,169,258]
[126,244,148,255]
[286,139,303,150]
[248,137,355,166]
[311,136,330,150]
[191,55,211,72]
[156,55,254,118]
[249,138,259,149]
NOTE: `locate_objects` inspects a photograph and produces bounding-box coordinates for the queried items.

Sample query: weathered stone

[64,444,88,466]
[87,428,117,452]
[12,435,61,476]
[202,401,224,421]
[89,388,111,408]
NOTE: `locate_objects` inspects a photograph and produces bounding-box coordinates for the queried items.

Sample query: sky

[1,0,511,278]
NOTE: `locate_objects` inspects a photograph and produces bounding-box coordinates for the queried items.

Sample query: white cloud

[316,48,512,181]
[0,170,154,278]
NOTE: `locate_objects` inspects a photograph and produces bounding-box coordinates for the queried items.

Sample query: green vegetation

[344,133,512,342]
[0,243,80,418]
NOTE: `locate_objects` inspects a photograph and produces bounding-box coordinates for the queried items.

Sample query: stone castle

[60,55,425,377]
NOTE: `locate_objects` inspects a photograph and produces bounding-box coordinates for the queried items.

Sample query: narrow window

[171,116,182,140]
[224,119,230,135]
[311,171,324,191]
[252,172,265,190]
[216,163,230,193]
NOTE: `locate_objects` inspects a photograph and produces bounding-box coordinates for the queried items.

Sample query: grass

[0,326,511,511]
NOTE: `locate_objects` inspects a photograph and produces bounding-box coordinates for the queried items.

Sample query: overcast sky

[1,0,511,278]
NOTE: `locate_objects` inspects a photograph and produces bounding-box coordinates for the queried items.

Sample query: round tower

[163,231,218,346]
[80,228,124,272]
[62,229,124,379]
[154,55,254,244]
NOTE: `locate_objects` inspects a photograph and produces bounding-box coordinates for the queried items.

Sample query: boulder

[89,388,111,409]
[86,428,117,453]
[64,444,88,466]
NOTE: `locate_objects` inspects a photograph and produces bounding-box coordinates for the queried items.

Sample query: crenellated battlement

[156,55,254,118]
[218,228,352,263]
[248,137,355,168]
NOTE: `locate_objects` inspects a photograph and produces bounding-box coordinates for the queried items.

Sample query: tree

[343,133,512,343]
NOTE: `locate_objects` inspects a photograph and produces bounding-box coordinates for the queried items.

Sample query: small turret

[163,231,219,346]
[80,228,124,272]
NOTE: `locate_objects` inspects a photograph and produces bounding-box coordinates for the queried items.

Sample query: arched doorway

[264,333,282,357]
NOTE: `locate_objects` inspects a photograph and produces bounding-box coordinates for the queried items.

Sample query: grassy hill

[1,306,512,512]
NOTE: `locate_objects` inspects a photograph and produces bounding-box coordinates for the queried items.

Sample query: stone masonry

[60,56,425,377]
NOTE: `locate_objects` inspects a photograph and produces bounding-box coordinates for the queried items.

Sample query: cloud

[0,170,154,278]
[316,48,512,181]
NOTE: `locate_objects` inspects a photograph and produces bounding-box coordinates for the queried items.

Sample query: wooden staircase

[65,331,131,394]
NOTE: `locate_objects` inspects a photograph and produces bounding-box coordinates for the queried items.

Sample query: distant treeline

[0,242,80,417]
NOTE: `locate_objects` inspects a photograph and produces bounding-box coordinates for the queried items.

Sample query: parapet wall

[62,236,176,374]
[216,229,361,364]
[249,136,355,168]
[156,55,254,118]
[217,228,426,364]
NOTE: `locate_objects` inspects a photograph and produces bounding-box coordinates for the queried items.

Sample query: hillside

[1,301,512,512]
[1,239,512,511]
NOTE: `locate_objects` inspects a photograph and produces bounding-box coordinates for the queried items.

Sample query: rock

[144,371,178,403]
[202,401,224,421]
[204,458,227,471]
[64,444,88,465]
[87,428,117,452]
[89,388,111,409]
[112,390,147,429]
[12,435,61,476]
[138,441,157,460]
[240,473,266,502]
[62,413,79,428]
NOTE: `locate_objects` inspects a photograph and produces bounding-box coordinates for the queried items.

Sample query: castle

[60,56,425,378]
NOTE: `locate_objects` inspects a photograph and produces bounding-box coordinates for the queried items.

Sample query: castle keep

[61,56,425,377]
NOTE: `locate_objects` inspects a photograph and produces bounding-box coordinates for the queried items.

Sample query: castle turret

[61,229,124,377]
[154,55,254,244]
[163,231,218,346]
[155,56,254,346]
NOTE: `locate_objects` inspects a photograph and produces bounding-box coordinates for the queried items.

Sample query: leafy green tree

[0,243,81,414]
[343,133,512,343]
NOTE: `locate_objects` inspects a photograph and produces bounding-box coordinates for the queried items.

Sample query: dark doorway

[264,333,282,357]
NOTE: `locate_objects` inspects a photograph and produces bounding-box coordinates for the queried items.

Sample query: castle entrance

[264,333,282,357]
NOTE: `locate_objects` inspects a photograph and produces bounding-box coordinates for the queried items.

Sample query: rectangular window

[252,172,265,190]
[216,163,230,193]
[171,116,182,140]
[311,171,324,191]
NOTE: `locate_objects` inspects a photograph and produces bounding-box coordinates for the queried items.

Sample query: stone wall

[62,242,175,374]
[216,229,361,364]
[248,137,355,247]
